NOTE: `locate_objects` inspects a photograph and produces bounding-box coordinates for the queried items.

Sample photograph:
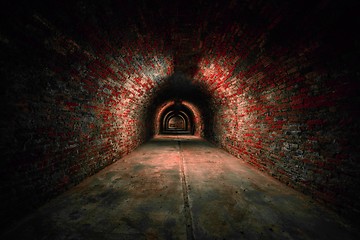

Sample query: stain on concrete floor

[2,135,359,240]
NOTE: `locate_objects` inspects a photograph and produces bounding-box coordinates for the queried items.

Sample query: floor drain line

[177,140,195,240]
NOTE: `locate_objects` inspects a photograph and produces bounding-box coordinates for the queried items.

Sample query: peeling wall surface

[0,0,359,230]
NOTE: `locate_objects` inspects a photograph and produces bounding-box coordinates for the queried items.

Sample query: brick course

[1,0,359,230]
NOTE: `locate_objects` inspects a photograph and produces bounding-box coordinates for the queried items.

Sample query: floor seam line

[177,139,195,240]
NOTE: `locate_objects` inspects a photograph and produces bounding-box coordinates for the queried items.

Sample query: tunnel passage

[163,111,188,133]
[167,115,185,130]
[148,74,211,138]
[160,101,195,134]
[1,0,360,234]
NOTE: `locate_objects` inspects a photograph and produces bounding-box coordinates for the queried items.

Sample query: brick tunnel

[1,0,359,239]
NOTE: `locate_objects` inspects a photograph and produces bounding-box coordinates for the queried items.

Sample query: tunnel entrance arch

[166,114,186,130]
[162,109,191,133]
[153,100,204,137]
[154,100,203,135]
[168,115,185,129]
[160,102,193,134]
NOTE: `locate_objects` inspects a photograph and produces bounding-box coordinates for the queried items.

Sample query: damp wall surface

[0,0,359,230]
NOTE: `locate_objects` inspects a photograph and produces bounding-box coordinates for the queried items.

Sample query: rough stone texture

[0,0,359,231]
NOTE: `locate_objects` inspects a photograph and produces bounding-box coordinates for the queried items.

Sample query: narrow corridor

[3,135,358,240]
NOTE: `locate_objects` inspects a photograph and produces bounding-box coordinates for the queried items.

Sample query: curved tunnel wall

[1,0,359,229]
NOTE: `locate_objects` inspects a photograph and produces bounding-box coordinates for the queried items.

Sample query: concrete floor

[3,135,359,240]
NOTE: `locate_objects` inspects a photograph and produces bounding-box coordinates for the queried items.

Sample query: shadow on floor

[2,135,359,240]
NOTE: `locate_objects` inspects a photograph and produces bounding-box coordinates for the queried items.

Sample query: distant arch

[154,100,204,136]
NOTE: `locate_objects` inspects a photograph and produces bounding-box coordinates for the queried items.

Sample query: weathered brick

[1,0,359,231]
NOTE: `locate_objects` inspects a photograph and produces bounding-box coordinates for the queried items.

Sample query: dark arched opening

[160,101,195,135]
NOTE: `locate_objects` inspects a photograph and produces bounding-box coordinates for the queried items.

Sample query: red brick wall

[194,0,360,220]
[1,0,359,229]
[0,4,173,228]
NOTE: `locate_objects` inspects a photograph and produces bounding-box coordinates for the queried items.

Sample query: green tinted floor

[3,135,359,240]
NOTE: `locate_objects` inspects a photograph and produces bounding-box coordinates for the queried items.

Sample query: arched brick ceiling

[1,0,359,229]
